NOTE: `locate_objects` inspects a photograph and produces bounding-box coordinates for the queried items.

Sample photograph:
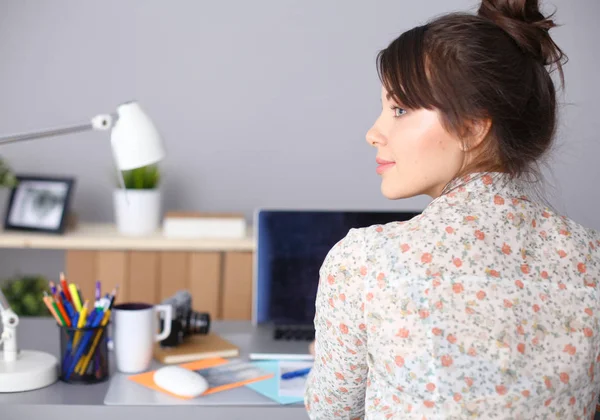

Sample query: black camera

[159,290,211,348]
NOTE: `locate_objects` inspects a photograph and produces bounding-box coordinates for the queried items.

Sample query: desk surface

[0,318,309,420]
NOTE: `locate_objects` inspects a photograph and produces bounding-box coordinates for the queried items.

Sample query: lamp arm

[0,289,18,362]
[0,113,115,147]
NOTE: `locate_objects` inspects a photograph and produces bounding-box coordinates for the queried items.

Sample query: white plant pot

[113,189,161,236]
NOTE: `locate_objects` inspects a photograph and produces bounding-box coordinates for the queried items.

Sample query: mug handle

[154,304,173,342]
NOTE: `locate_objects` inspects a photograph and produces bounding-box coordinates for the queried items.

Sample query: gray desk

[0,318,310,420]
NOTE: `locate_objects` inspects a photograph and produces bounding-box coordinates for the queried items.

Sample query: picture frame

[3,175,76,234]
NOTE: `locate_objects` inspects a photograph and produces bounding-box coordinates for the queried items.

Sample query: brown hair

[376,0,567,180]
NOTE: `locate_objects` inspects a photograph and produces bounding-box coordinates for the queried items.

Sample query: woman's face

[366,86,465,199]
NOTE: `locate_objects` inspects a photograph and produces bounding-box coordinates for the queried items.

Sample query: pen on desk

[281,367,311,380]
[95,280,101,302]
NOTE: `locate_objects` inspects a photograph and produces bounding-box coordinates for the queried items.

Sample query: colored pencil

[76,309,111,375]
[50,298,67,327]
[42,294,62,325]
[60,272,72,302]
[54,296,71,327]
[69,283,82,312]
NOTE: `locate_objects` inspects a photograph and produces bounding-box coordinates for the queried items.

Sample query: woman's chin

[380,182,404,200]
[380,180,421,200]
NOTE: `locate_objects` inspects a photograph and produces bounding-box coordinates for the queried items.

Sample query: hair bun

[478,0,564,67]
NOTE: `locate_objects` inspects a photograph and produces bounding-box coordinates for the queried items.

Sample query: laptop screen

[254,210,420,326]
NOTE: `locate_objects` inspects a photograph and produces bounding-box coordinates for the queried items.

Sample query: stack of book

[154,333,240,364]
[162,212,247,239]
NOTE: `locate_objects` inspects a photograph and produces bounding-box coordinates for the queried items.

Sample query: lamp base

[0,350,58,392]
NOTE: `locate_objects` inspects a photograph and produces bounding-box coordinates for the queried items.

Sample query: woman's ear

[461,118,492,151]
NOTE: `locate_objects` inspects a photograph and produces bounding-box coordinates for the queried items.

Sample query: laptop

[248,209,421,360]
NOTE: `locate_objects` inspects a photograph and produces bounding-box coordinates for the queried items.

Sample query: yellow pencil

[69,283,82,312]
[78,301,89,328]
[73,301,89,350]
[76,310,111,375]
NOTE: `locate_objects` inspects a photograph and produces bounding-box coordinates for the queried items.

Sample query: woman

[304,0,600,418]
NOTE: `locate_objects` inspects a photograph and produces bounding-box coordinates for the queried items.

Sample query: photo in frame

[3,175,75,234]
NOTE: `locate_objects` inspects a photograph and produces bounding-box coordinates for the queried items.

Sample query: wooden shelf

[0,223,255,252]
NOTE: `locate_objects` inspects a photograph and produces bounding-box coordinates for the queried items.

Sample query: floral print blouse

[305,172,600,419]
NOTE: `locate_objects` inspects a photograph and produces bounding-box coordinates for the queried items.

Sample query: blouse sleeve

[304,228,369,420]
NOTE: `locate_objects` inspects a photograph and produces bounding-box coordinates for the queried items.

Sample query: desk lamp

[0,101,166,171]
[0,101,166,392]
[0,288,59,391]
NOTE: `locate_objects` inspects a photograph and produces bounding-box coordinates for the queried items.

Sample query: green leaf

[119,164,161,190]
[1,275,51,316]
[0,156,17,188]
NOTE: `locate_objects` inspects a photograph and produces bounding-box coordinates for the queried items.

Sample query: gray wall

[0,0,598,281]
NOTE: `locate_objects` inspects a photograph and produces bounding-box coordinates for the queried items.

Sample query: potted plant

[113,164,162,236]
[0,157,18,220]
[1,275,51,317]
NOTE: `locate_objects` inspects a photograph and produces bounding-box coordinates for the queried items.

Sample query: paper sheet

[278,361,313,398]
[245,361,305,405]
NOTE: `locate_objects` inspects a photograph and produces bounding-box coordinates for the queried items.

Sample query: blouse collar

[429,172,530,208]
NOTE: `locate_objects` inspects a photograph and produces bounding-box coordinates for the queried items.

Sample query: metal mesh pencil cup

[58,322,110,383]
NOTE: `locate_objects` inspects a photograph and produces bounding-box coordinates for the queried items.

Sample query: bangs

[376,25,439,110]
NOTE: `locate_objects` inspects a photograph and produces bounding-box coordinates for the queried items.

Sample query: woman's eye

[392,107,407,117]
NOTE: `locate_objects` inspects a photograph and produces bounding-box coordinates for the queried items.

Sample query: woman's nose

[366,125,386,147]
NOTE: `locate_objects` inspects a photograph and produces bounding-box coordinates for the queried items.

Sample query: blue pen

[62,309,92,370]
[61,307,78,368]
[87,307,102,327]
[61,293,76,320]
[65,310,104,379]
[65,309,100,363]
[61,309,82,369]
[281,367,311,380]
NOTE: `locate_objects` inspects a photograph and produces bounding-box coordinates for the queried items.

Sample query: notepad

[245,361,306,405]
[154,333,239,364]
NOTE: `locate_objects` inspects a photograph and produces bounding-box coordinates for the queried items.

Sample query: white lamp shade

[110,102,166,171]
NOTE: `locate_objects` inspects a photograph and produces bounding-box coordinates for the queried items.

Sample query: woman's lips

[376,157,395,174]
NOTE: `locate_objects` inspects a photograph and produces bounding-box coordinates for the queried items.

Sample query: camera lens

[185,311,210,335]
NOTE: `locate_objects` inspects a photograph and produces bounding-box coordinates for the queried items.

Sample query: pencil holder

[58,323,110,384]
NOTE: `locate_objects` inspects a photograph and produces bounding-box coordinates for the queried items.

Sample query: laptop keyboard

[273,325,315,341]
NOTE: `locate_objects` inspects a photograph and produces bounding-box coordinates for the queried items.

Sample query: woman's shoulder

[341,213,428,251]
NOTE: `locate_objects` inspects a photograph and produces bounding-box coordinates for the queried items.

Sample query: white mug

[113,302,172,373]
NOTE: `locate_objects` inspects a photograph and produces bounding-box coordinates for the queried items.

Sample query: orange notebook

[128,358,273,400]
[153,333,239,364]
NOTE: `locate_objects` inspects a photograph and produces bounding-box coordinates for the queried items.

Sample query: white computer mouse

[153,366,209,398]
